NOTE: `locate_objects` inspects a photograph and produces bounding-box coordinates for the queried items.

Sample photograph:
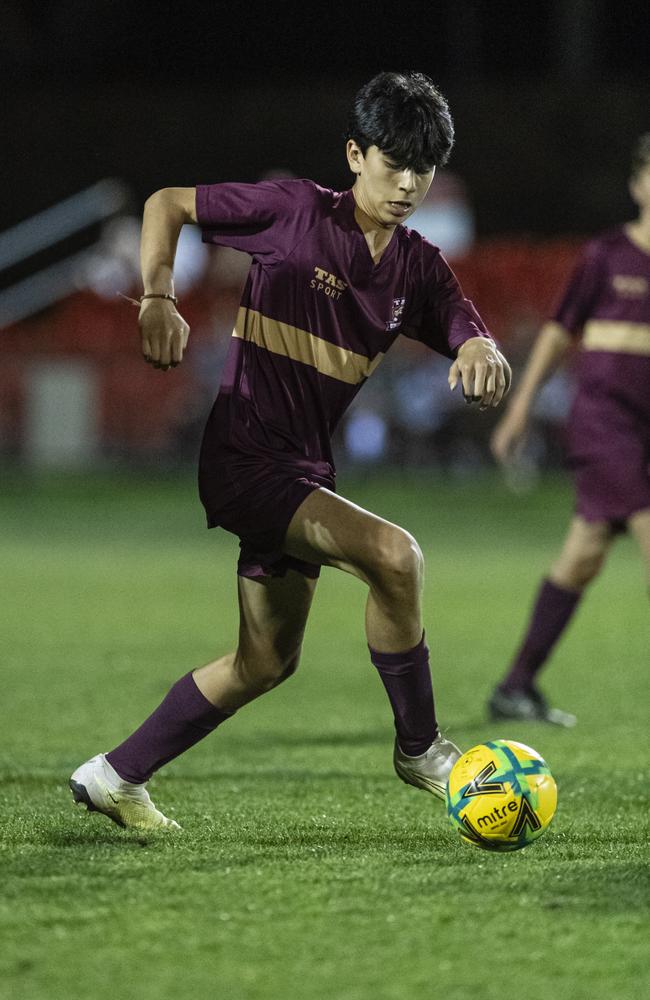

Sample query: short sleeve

[403,246,493,358]
[553,241,605,337]
[196,179,327,265]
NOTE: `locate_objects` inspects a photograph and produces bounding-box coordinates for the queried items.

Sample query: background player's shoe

[69,754,181,831]
[393,734,461,800]
[488,686,576,728]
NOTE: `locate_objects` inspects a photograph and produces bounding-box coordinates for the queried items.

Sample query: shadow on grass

[44,826,141,848]
[243,729,386,749]
[6,805,650,919]
[535,859,650,914]
[0,773,63,787]
[172,768,389,785]
[42,826,171,849]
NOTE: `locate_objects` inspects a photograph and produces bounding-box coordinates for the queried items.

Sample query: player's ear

[346,140,364,175]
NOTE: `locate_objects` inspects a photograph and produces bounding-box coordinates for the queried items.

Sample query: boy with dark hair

[346,71,455,172]
[489,133,650,726]
[70,71,510,831]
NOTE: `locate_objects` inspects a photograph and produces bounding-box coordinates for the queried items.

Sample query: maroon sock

[369,633,438,756]
[500,578,582,693]
[106,672,230,783]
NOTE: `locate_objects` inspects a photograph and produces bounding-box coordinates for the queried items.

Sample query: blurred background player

[489,133,650,726]
[69,72,510,830]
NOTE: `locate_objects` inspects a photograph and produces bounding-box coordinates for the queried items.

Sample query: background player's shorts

[199,457,335,580]
[568,394,650,528]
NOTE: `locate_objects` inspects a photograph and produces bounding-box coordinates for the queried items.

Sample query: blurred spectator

[82,215,209,299]
[1,223,583,470]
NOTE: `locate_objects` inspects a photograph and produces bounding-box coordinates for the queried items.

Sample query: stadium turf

[1,471,648,1000]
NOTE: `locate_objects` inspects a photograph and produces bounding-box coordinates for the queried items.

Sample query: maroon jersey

[553,227,650,522]
[196,179,491,519]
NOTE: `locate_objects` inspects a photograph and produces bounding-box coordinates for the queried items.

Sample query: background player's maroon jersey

[196,178,492,519]
[553,228,650,522]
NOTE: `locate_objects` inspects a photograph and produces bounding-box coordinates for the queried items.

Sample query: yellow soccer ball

[446,739,557,852]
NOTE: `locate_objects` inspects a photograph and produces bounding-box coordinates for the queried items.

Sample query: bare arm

[491,321,572,463]
[139,187,197,370]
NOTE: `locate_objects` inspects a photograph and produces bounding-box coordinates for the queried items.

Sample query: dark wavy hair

[346,71,454,172]
[631,133,650,179]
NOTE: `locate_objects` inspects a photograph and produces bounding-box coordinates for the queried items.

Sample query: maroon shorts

[199,458,335,581]
[568,396,650,528]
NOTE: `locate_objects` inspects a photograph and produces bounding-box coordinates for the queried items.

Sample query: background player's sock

[106,672,230,783]
[369,633,438,756]
[500,578,581,692]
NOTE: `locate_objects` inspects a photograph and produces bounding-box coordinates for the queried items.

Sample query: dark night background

[3,0,650,237]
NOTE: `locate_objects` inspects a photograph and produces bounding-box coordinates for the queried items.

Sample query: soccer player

[70,72,510,830]
[488,133,650,727]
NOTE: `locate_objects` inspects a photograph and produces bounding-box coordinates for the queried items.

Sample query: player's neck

[352,202,396,264]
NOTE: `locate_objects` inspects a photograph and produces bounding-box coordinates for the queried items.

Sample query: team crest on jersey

[386,297,406,331]
[612,274,648,298]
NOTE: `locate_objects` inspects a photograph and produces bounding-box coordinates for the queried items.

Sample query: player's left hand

[448,338,511,408]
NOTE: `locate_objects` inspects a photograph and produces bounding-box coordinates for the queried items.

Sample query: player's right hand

[139,299,190,371]
[490,402,529,464]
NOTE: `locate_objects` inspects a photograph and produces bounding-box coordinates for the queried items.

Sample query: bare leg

[491,515,615,725]
[194,570,318,711]
[284,488,424,652]
[549,515,614,590]
[90,488,456,811]
[280,487,457,787]
[71,570,317,829]
[103,569,316,786]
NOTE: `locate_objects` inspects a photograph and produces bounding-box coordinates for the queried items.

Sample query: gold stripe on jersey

[582,320,650,356]
[232,307,385,384]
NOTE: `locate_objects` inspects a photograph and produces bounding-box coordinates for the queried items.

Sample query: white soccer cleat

[69,754,181,831]
[393,734,462,801]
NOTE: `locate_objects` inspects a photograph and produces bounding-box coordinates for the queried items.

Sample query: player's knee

[371,525,424,592]
[234,645,301,694]
[554,543,606,589]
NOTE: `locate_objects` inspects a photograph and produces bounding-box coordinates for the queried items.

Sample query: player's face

[630,163,650,213]
[347,142,435,228]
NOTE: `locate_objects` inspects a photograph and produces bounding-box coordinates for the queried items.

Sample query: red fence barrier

[0,240,583,461]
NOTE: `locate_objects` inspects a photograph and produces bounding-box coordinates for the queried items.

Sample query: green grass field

[1,471,648,1000]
